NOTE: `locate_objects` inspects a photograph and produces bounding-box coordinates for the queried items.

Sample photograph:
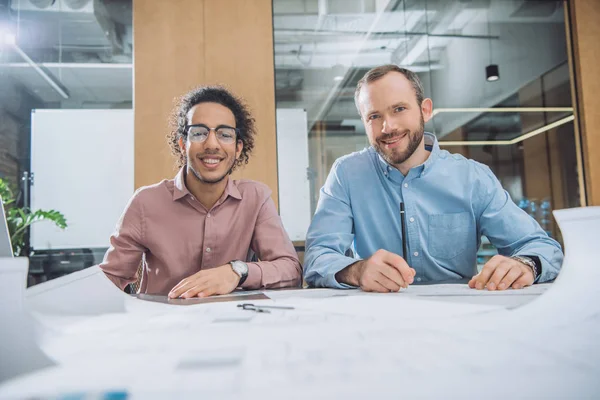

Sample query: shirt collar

[173,167,189,201]
[172,167,242,201]
[373,131,440,178]
[225,176,243,200]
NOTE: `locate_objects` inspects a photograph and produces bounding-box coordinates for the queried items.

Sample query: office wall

[133,0,278,205]
[569,0,600,206]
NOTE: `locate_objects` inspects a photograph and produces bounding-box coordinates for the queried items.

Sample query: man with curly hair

[99,86,302,297]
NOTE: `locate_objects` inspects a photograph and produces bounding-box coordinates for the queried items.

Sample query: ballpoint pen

[400,202,408,260]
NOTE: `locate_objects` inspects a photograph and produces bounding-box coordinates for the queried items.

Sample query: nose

[203,130,221,149]
[381,116,398,134]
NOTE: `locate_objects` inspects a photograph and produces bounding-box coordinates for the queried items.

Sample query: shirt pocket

[428,212,470,260]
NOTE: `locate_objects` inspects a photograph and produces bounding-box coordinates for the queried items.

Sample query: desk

[1,207,599,399]
[0,276,597,399]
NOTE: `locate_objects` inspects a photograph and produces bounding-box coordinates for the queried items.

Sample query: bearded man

[304,65,562,293]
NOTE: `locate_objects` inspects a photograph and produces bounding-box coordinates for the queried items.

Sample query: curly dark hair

[168,85,256,170]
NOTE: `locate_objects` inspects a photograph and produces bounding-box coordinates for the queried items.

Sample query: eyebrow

[187,123,236,129]
[388,102,410,110]
[365,102,410,118]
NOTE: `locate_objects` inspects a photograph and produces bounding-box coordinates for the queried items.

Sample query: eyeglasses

[185,124,239,144]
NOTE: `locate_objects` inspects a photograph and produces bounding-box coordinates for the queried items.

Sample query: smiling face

[357,71,431,168]
[178,102,243,184]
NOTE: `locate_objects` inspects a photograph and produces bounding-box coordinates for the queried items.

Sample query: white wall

[30,109,133,250]
[276,109,311,241]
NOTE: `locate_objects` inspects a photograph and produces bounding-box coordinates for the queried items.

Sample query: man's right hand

[335,249,416,292]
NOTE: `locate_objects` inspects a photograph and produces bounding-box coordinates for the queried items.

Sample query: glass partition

[273,0,579,262]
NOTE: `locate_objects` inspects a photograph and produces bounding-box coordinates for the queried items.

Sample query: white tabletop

[0,207,599,399]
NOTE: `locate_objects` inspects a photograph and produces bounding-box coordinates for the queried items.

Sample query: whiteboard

[30,109,134,249]
[276,109,311,241]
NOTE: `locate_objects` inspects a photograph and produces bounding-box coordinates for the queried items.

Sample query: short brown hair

[354,64,425,115]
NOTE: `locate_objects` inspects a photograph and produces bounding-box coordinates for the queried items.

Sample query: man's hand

[468,255,534,291]
[168,264,240,299]
[336,249,416,293]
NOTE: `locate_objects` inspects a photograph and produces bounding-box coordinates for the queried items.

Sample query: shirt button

[409,217,415,223]
[416,277,422,282]
[206,247,211,253]
[404,183,408,188]
[207,213,211,218]
[413,251,419,257]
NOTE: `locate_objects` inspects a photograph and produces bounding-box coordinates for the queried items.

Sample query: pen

[237,303,295,312]
[400,202,408,260]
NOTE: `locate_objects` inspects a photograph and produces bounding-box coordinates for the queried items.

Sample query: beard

[188,153,236,185]
[373,115,425,167]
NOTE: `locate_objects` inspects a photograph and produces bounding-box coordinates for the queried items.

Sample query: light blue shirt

[304,133,563,288]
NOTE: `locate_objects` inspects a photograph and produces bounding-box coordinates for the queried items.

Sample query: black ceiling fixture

[486,9,499,82]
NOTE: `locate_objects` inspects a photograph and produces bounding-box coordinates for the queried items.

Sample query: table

[0,206,598,399]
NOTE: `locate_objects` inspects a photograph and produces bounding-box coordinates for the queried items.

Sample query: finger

[169,277,191,297]
[375,272,402,292]
[473,257,503,290]
[486,264,510,291]
[358,266,390,293]
[468,277,476,288]
[498,266,523,291]
[181,281,210,299]
[380,251,414,285]
[365,278,392,293]
[169,279,194,298]
[171,276,208,299]
[378,264,406,289]
[512,271,534,289]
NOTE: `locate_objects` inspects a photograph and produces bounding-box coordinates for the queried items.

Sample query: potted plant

[0,177,67,256]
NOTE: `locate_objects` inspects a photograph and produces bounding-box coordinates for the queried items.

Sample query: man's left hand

[168,264,241,299]
[468,255,534,291]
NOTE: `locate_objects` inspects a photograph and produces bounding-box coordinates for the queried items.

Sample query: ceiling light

[485,10,500,82]
[486,64,500,82]
[333,76,344,82]
[3,33,16,46]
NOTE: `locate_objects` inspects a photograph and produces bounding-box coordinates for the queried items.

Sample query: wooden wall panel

[134,0,206,189]
[134,0,278,205]
[203,0,278,200]
[569,0,600,206]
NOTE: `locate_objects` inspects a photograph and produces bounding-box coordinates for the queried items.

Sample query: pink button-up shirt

[99,169,302,295]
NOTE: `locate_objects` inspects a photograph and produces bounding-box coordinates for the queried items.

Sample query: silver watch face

[231,260,248,277]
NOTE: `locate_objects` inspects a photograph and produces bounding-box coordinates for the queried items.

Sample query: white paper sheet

[26,266,126,315]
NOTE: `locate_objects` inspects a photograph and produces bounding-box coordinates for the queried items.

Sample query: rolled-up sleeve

[304,160,358,289]
[98,191,146,290]
[243,196,302,290]
[475,163,564,283]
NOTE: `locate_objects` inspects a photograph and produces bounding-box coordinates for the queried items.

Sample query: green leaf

[1,177,68,256]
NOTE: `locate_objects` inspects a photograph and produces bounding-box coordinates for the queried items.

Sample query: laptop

[0,196,14,257]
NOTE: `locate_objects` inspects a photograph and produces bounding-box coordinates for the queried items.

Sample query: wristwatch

[229,260,249,286]
[511,255,538,281]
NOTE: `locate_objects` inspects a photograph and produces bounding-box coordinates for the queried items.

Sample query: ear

[421,98,434,123]
[178,136,186,155]
[235,139,244,160]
